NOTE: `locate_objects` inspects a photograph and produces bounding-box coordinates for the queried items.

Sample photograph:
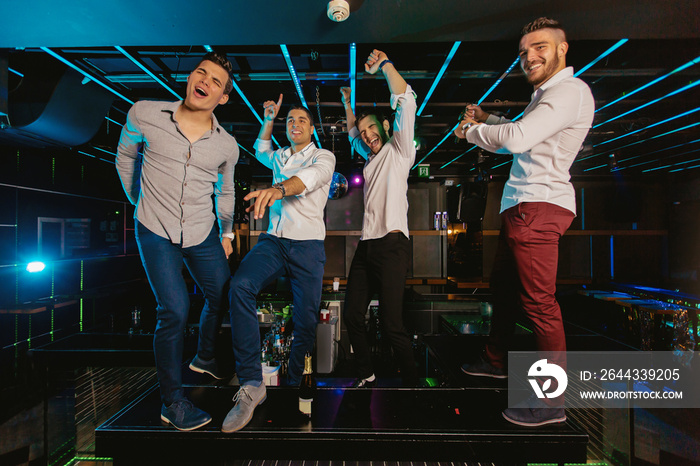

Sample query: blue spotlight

[26,261,46,273]
[280,44,322,147]
[203,45,214,53]
[439,146,477,170]
[643,156,700,172]
[594,80,700,128]
[597,55,700,113]
[478,56,520,106]
[230,79,281,148]
[594,107,700,147]
[41,47,134,104]
[115,46,181,100]
[507,41,631,124]
[349,43,356,112]
[418,41,461,116]
[105,116,123,127]
[574,39,628,77]
[417,55,520,170]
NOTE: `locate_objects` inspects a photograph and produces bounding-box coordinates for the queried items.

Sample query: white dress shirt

[349,85,417,240]
[466,67,594,215]
[253,139,335,241]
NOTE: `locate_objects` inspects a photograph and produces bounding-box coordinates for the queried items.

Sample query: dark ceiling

[1,0,699,179]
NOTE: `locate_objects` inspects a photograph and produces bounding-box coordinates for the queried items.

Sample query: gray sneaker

[221,383,267,433]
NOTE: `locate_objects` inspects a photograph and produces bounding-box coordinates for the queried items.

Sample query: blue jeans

[136,221,230,405]
[229,233,325,386]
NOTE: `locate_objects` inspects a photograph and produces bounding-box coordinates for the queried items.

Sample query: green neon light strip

[516,323,533,333]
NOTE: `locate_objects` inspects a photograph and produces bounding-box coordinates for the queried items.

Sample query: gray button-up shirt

[116,100,239,247]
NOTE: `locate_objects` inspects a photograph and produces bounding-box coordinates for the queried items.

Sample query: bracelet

[378,59,393,71]
[462,122,472,132]
[272,182,286,197]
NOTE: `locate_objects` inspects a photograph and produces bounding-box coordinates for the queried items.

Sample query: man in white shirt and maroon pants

[455,17,594,426]
[340,49,418,388]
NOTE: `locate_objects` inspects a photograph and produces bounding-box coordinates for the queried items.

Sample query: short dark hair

[197,52,234,95]
[356,111,389,127]
[521,17,567,42]
[287,105,315,128]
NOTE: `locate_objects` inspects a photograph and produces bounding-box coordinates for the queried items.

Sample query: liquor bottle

[298,352,315,417]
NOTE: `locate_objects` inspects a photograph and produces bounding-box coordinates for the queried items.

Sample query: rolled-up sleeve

[389,84,417,157]
[348,126,371,160]
[116,104,145,205]
[253,138,277,169]
[293,149,335,197]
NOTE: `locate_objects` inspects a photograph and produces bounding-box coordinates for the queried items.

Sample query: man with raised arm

[340,49,418,387]
[222,95,335,433]
[454,17,594,427]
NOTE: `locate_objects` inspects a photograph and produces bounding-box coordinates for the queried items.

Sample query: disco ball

[328,172,348,200]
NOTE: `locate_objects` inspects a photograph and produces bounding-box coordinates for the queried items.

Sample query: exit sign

[417,164,430,178]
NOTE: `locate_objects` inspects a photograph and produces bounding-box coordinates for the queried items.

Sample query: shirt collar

[532,66,574,98]
[162,100,223,134]
[282,141,316,161]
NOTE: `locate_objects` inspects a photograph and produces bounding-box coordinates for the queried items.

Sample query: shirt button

[181,202,185,205]
[184,182,187,186]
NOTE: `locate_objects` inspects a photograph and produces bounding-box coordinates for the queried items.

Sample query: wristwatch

[272,182,286,197]
[222,232,234,240]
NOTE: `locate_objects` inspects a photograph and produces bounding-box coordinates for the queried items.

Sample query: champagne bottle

[299,352,315,417]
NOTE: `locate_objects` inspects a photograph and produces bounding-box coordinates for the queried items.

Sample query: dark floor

[2,288,700,466]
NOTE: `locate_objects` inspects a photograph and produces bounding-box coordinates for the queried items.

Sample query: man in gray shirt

[116,52,239,431]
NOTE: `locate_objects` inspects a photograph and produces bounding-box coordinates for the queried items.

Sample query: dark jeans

[136,221,230,405]
[229,233,326,386]
[343,232,416,382]
[485,202,574,396]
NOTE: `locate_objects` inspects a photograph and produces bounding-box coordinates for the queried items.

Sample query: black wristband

[378,59,393,71]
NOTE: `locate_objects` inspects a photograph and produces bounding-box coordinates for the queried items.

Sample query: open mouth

[527,63,543,73]
[195,86,208,97]
[368,136,380,151]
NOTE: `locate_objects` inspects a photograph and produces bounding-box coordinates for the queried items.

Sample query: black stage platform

[95,385,588,465]
[93,332,616,466]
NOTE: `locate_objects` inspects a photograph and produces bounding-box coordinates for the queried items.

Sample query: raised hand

[340,87,352,106]
[365,49,389,75]
[263,94,283,122]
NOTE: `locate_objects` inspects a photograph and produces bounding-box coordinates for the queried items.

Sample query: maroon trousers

[485,202,575,370]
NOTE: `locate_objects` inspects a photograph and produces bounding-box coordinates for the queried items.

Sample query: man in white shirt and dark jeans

[340,49,418,387]
[454,17,594,426]
[222,95,335,433]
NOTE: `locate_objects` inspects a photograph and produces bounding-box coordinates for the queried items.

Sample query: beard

[525,52,561,87]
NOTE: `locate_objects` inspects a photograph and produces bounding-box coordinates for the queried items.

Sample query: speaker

[447,182,488,223]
